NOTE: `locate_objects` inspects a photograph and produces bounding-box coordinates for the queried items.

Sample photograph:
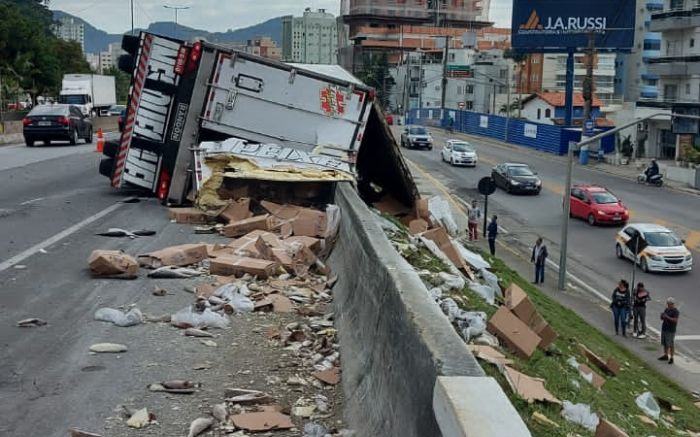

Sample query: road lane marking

[0,203,124,274]
[676,335,700,341]
[20,197,45,206]
[685,231,700,250]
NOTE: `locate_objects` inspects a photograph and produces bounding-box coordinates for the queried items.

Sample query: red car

[569,184,629,225]
[386,113,393,125]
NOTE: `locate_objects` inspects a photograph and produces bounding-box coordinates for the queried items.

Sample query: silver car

[400,126,433,150]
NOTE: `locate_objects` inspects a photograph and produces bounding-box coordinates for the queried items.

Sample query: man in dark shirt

[487,215,498,256]
[659,297,680,365]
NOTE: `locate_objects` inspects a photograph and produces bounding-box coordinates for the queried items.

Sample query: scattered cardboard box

[269,294,295,313]
[137,244,208,268]
[422,227,474,279]
[209,255,279,278]
[579,344,620,376]
[312,367,340,385]
[285,236,323,254]
[503,366,561,404]
[408,218,429,234]
[260,201,330,238]
[595,419,629,437]
[415,197,430,221]
[222,215,272,238]
[88,250,139,279]
[528,313,558,350]
[487,307,542,359]
[219,198,252,223]
[230,412,293,432]
[637,415,657,427]
[372,196,411,216]
[578,363,606,388]
[505,284,557,350]
[468,345,514,366]
[226,230,272,258]
[169,207,210,224]
[255,234,294,268]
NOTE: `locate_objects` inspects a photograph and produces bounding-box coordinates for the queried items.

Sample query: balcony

[650,4,700,31]
[648,55,700,76]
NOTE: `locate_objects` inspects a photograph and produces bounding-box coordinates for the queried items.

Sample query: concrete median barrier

[329,183,529,436]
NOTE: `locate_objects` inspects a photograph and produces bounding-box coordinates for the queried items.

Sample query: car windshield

[452,143,473,152]
[28,105,68,116]
[508,166,534,176]
[409,127,427,135]
[591,192,618,204]
[644,232,682,247]
[59,95,88,105]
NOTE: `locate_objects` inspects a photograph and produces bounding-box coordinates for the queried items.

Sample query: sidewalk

[409,160,700,395]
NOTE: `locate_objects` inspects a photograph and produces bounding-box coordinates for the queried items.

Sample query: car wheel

[427,145,433,151]
[43,140,50,146]
[587,214,596,226]
[641,257,650,273]
[615,244,624,259]
[69,129,78,145]
[25,138,34,147]
[85,128,93,144]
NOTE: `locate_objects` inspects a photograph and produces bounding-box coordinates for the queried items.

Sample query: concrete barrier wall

[330,183,508,436]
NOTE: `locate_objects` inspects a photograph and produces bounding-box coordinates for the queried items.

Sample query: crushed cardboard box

[408,218,429,234]
[222,215,273,238]
[468,345,514,366]
[137,244,208,268]
[595,418,630,437]
[261,201,334,238]
[169,207,210,224]
[422,227,474,280]
[505,284,557,350]
[503,366,561,405]
[487,307,541,359]
[372,196,411,216]
[230,411,293,431]
[209,254,279,278]
[255,234,294,268]
[415,197,430,221]
[225,230,273,258]
[579,344,620,376]
[577,362,606,388]
[88,250,139,279]
[219,198,253,223]
[285,236,323,254]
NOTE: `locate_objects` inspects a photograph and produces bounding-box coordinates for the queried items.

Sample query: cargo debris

[89,343,128,353]
[16,318,47,328]
[94,308,144,327]
[187,417,214,437]
[88,250,138,279]
[138,243,209,268]
[502,366,561,405]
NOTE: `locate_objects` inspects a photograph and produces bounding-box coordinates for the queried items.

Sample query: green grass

[383,226,700,437]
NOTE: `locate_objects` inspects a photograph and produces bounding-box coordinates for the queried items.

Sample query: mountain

[52,11,283,54]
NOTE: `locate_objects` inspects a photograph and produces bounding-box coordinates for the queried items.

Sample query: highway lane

[395,126,700,352]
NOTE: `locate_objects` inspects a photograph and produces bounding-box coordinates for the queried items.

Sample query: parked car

[22,104,93,147]
[118,108,127,132]
[400,126,433,150]
[615,223,692,273]
[385,113,394,125]
[570,184,629,226]
[491,163,541,194]
[109,104,126,116]
[441,139,478,166]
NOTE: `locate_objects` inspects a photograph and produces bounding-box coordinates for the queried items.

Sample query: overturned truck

[99,32,416,208]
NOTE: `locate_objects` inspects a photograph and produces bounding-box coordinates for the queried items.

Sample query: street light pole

[131,0,134,35]
[163,5,189,39]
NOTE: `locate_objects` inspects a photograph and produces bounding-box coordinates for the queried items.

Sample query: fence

[406,108,615,156]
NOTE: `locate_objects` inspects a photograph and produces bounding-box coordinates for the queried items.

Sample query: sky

[49,0,512,34]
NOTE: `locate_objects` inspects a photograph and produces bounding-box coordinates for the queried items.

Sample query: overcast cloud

[49,0,512,34]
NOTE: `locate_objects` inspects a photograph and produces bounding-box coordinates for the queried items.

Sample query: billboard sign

[511,0,635,53]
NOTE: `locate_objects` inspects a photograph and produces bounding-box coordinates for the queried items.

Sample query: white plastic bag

[456,244,491,270]
[468,282,497,305]
[439,298,461,323]
[171,307,230,329]
[438,272,465,292]
[561,401,599,431]
[214,283,239,301]
[480,269,503,300]
[636,392,661,420]
[325,205,341,240]
[94,308,144,327]
[229,293,254,313]
[303,423,328,437]
[427,196,459,236]
[429,287,443,302]
[458,311,487,341]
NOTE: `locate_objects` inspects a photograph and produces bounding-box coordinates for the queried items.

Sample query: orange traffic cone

[96,128,104,153]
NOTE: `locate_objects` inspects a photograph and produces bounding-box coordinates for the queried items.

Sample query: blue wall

[407,109,615,156]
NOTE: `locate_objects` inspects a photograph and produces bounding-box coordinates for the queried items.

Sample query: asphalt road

[396,127,700,356]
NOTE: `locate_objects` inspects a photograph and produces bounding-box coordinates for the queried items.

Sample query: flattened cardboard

[416,197,430,221]
[579,344,620,376]
[269,294,295,313]
[168,207,210,224]
[595,419,630,437]
[312,367,340,385]
[209,254,279,278]
[528,313,558,350]
[222,215,272,238]
[468,345,514,366]
[503,366,561,404]
[422,227,474,279]
[88,250,139,278]
[505,283,537,323]
[487,307,542,359]
[230,412,293,431]
[409,218,429,234]
[578,363,606,388]
[137,244,208,268]
[219,198,253,223]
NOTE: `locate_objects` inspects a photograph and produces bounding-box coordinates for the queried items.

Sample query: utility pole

[418,52,423,110]
[505,68,511,142]
[441,35,450,111]
[164,5,189,39]
[131,0,134,35]
[558,34,596,291]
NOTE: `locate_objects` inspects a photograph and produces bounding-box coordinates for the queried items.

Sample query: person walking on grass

[467,200,481,241]
[659,297,680,365]
[487,215,498,256]
[633,282,651,338]
[610,279,631,336]
[531,237,548,284]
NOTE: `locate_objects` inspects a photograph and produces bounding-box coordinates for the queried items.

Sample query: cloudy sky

[49,0,511,33]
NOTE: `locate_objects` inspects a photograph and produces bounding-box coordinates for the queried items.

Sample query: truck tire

[99,157,115,178]
[103,140,119,158]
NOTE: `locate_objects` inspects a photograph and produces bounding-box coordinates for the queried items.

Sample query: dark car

[118,108,126,132]
[23,104,93,147]
[491,163,542,194]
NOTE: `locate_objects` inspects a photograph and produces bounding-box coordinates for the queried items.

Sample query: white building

[85,53,100,72]
[281,8,338,64]
[52,16,85,53]
[541,53,617,106]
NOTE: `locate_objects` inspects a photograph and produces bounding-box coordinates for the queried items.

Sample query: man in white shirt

[531,237,548,284]
[467,200,481,241]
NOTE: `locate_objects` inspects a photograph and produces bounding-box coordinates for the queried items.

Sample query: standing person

[487,215,498,256]
[610,280,631,336]
[659,297,680,365]
[632,282,651,338]
[467,200,481,241]
[531,237,548,284]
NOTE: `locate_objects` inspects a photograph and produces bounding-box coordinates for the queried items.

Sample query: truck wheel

[69,129,78,145]
[99,157,115,178]
[103,140,119,158]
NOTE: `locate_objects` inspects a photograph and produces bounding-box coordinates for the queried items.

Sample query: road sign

[458,102,465,109]
[511,0,635,53]
[478,177,497,196]
[584,120,594,136]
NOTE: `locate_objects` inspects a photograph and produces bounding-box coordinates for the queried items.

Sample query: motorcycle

[637,172,664,187]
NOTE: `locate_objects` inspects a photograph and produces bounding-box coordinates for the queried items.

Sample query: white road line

[20,197,45,206]
[0,203,124,273]
[676,335,700,341]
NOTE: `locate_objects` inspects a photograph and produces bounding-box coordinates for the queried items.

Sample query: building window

[686,83,691,94]
[537,108,541,120]
[466,85,474,93]
[545,108,551,118]
[691,38,696,48]
[670,0,683,9]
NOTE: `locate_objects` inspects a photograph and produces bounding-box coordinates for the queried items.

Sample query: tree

[104,66,131,104]
[356,52,394,110]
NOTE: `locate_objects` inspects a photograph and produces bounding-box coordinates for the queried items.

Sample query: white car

[615,223,693,273]
[441,140,478,167]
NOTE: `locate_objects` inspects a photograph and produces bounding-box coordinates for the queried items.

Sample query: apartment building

[540,53,617,106]
[52,16,85,53]
[281,8,338,64]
